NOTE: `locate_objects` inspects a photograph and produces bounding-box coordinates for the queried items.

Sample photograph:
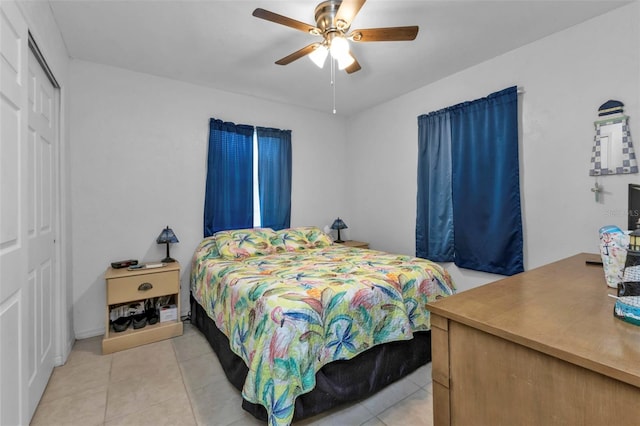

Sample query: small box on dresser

[102,262,183,354]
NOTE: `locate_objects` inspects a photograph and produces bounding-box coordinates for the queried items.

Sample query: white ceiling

[48,0,630,116]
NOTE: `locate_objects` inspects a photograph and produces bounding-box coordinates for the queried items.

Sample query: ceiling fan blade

[275,43,321,66]
[252,8,319,34]
[345,56,361,74]
[335,0,366,29]
[350,26,419,42]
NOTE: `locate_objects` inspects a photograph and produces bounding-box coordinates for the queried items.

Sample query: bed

[190,227,456,426]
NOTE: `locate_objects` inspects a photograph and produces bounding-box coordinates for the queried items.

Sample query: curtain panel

[416,86,523,276]
[204,119,254,237]
[416,111,454,261]
[257,127,292,231]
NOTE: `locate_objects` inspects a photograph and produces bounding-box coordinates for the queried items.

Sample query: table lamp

[156,226,179,263]
[331,217,348,243]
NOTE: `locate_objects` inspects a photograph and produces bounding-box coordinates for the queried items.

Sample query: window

[204,119,292,236]
[416,87,523,276]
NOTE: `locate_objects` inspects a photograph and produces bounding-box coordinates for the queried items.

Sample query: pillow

[302,226,333,247]
[215,228,277,259]
[277,226,333,251]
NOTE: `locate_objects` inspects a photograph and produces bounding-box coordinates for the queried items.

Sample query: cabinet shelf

[102,320,182,354]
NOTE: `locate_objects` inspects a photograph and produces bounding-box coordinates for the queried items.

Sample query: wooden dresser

[102,262,183,354]
[427,253,640,426]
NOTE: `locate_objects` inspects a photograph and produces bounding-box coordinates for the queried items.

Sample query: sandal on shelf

[112,316,131,332]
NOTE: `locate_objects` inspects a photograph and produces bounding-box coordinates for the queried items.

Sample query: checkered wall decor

[589,116,638,176]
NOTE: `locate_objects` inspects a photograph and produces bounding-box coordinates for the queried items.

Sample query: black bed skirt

[190,293,432,422]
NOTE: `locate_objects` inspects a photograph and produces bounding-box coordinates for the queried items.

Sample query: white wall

[68,61,349,337]
[346,3,640,291]
[17,0,74,362]
[66,2,640,336]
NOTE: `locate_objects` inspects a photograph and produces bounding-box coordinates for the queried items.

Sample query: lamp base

[162,242,175,263]
[335,239,344,243]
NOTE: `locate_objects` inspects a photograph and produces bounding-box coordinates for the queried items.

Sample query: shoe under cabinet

[102,261,183,354]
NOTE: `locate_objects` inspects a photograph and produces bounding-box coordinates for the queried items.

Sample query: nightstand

[102,262,183,354]
[336,240,369,249]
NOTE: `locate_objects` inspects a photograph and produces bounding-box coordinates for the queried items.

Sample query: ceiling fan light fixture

[337,52,355,70]
[309,44,328,68]
[329,36,350,60]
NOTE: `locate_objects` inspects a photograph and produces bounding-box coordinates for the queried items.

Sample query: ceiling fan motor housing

[314,0,349,35]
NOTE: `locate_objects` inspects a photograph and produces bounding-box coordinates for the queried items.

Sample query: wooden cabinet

[336,240,369,249]
[427,253,640,426]
[102,262,183,354]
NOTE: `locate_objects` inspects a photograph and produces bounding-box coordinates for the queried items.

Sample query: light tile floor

[31,322,435,426]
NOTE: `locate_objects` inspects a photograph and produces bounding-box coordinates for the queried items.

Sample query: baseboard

[53,355,63,366]
[54,336,75,367]
[74,327,104,340]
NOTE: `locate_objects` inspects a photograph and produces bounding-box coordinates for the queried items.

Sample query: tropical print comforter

[191,234,455,426]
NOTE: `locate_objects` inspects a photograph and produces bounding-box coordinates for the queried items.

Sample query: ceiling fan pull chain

[331,57,336,114]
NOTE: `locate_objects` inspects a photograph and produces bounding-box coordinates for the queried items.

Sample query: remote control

[111,259,138,269]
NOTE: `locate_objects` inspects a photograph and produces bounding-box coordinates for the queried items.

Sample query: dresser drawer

[107,269,178,305]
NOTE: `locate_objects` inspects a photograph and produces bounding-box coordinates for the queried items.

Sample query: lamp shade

[156,226,179,244]
[337,53,355,70]
[331,218,348,230]
[309,44,328,68]
[329,36,349,59]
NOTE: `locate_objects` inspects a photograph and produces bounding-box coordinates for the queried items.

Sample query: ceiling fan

[252,0,419,74]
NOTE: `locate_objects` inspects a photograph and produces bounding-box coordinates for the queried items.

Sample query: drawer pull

[138,282,153,291]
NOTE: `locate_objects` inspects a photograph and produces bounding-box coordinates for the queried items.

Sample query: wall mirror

[590,115,637,176]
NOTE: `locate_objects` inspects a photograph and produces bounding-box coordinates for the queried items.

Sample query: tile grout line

[173,334,199,425]
[102,347,113,425]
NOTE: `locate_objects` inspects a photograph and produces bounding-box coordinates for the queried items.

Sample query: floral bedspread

[191,242,455,426]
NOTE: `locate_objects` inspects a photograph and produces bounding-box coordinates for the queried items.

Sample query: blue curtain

[256,127,291,230]
[416,86,523,276]
[204,119,255,237]
[257,127,292,230]
[416,111,454,261]
[450,87,522,275]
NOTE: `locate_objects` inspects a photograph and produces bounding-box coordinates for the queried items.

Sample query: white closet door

[1,1,59,423]
[0,2,30,424]
[26,35,58,420]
